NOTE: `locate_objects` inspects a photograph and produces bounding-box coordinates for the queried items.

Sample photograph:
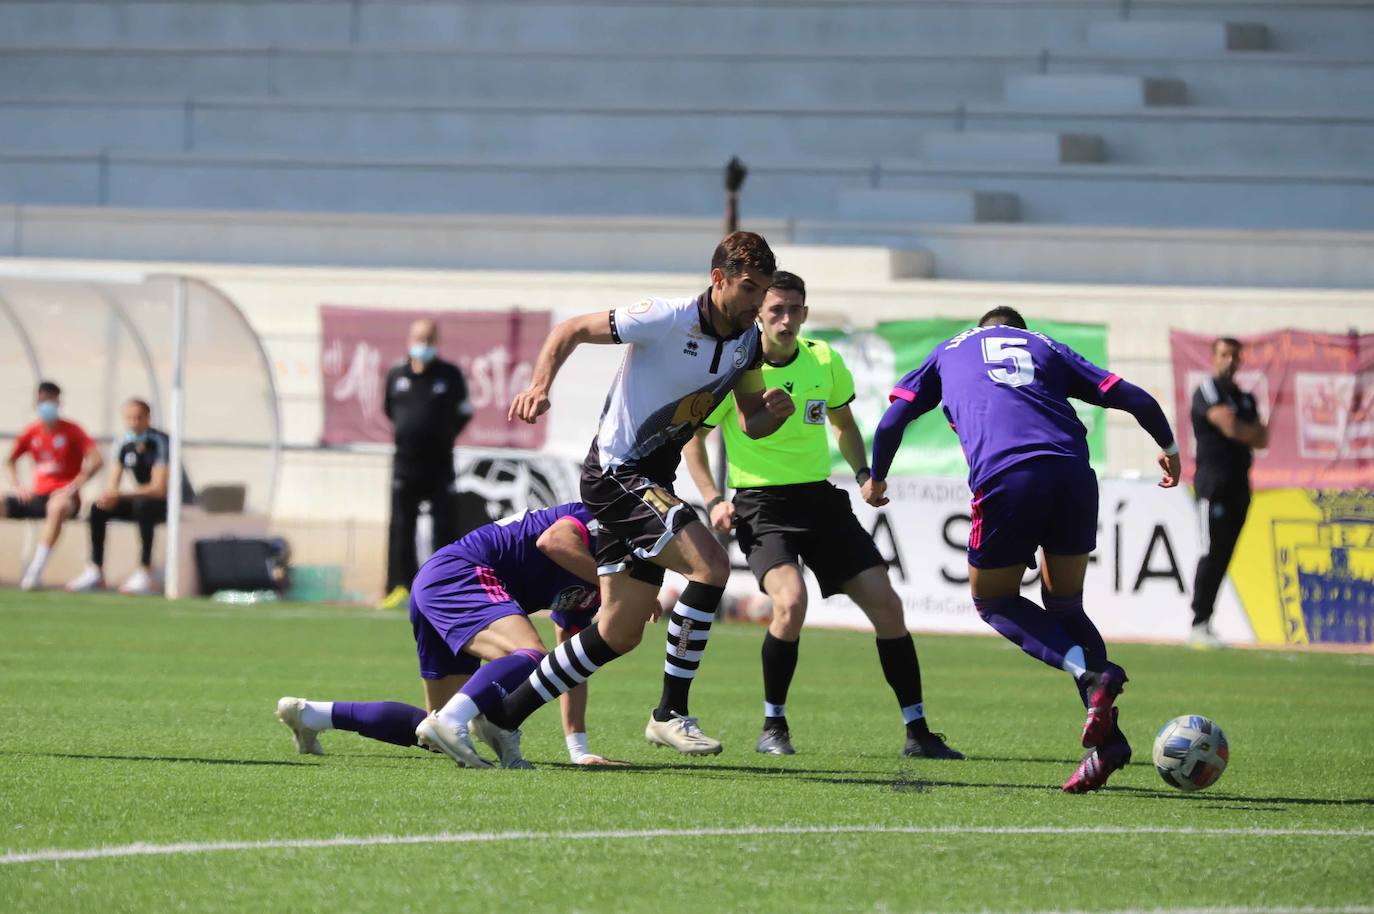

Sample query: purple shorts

[967,457,1098,569]
[409,551,526,680]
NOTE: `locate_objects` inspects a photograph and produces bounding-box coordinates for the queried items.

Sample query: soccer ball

[1152,715,1229,791]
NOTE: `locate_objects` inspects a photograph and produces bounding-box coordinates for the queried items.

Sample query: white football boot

[66,564,106,592]
[118,567,158,595]
[471,716,535,769]
[275,697,325,756]
[415,712,494,768]
[645,712,723,755]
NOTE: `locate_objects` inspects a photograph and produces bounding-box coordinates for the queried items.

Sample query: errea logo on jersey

[683,340,699,357]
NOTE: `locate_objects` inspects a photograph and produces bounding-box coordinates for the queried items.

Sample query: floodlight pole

[165,278,189,600]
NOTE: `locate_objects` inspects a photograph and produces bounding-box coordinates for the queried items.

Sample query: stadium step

[921,131,1106,165]
[1005,74,1189,109]
[835,188,1022,224]
[1086,20,1271,54]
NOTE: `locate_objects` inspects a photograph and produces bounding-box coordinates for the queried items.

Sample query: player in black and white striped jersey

[421,232,794,759]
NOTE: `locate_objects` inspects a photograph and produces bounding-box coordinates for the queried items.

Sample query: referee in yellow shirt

[685,271,962,759]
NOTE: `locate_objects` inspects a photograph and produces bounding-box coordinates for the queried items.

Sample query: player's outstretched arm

[827,405,871,482]
[732,368,795,439]
[509,312,617,424]
[684,428,734,532]
[1101,378,1181,488]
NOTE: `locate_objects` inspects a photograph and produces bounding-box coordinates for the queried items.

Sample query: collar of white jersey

[695,286,754,342]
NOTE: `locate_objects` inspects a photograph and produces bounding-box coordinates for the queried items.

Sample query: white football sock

[1062,646,1088,681]
[24,545,51,580]
[436,693,480,730]
[299,701,334,731]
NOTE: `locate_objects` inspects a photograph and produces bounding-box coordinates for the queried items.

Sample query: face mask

[124,431,148,445]
[409,344,436,363]
[36,402,59,423]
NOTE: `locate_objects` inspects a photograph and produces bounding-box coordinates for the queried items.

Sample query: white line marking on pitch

[3,824,1371,866]
[1025,909,1374,914]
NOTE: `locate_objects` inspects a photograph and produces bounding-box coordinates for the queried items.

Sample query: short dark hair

[1214,337,1243,353]
[711,231,776,278]
[126,398,152,415]
[769,270,806,303]
[36,380,61,398]
[978,306,1027,330]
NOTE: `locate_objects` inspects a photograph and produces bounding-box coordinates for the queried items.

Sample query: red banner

[1170,329,1374,490]
[320,306,551,450]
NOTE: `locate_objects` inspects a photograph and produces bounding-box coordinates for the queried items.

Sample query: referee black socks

[761,631,800,723]
[654,581,724,721]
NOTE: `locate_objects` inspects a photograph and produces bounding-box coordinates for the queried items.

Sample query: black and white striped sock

[654,582,724,721]
[492,626,622,729]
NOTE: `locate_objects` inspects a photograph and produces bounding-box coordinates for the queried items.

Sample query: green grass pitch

[2,590,1371,913]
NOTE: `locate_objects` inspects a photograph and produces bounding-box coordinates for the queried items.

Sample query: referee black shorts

[580,459,695,588]
[733,481,885,598]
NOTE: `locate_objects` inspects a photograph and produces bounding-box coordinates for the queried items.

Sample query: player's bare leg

[846,566,963,759]
[20,491,77,590]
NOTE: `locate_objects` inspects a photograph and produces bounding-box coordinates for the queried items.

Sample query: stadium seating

[2,0,1373,256]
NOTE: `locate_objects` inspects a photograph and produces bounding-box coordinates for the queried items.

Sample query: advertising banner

[812,319,1109,476]
[1170,329,1374,490]
[786,475,1252,644]
[320,305,551,450]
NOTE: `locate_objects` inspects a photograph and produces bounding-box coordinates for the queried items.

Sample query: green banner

[812,318,1108,477]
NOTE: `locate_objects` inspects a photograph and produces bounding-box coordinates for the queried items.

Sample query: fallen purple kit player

[276,503,625,768]
[863,306,1181,793]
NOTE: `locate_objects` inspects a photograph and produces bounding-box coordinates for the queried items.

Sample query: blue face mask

[409,344,437,363]
[124,430,148,445]
[36,401,59,423]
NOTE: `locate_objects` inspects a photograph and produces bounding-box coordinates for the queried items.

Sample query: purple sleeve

[1102,378,1176,452]
[1056,343,1121,406]
[872,352,943,481]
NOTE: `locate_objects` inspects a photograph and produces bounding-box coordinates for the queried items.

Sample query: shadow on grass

[552,758,1374,807]
[17,751,314,768]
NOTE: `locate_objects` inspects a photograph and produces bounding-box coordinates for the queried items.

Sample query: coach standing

[379,318,473,610]
[1189,336,1268,647]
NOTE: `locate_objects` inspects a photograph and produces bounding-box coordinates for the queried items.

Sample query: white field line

[1022,909,1374,914]
[3,823,1372,866]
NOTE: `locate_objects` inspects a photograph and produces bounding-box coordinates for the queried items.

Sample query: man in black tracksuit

[380,318,473,609]
[1189,337,1268,646]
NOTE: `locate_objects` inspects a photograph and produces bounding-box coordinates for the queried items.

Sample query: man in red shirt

[4,381,103,590]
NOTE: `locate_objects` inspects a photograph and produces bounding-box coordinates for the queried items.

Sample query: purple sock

[1043,588,1112,708]
[332,701,428,748]
[459,649,545,717]
[972,594,1078,673]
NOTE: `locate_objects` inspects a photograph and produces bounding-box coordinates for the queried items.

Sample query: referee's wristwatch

[855,467,872,486]
[706,495,726,512]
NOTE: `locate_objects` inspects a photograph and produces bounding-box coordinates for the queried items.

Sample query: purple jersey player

[864,307,1181,793]
[276,503,625,768]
